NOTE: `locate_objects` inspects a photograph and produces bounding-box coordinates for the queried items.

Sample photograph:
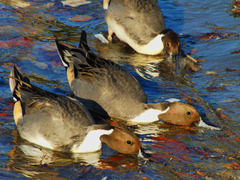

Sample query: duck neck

[130,106,170,123]
[137,34,164,55]
[71,125,113,153]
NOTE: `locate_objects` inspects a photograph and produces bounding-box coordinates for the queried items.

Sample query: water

[0,0,239,179]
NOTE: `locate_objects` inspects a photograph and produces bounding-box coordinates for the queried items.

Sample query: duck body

[70,56,148,120]
[9,66,142,154]
[57,40,147,120]
[56,31,200,126]
[104,0,179,55]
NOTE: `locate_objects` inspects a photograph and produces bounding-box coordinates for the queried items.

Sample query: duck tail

[78,30,98,63]
[103,0,110,10]
[55,38,74,68]
[78,30,91,52]
[9,65,30,102]
[55,31,92,68]
[9,66,58,104]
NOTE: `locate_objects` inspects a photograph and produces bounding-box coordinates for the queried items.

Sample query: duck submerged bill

[198,117,221,130]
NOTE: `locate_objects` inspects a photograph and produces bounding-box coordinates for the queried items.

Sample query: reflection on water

[7,130,144,179]
[0,0,240,179]
[8,144,101,179]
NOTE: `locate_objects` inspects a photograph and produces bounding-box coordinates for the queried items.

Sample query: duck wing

[56,31,147,118]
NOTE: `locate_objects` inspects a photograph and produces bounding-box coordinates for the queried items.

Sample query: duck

[9,65,143,154]
[103,0,180,56]
[55,31,201,126]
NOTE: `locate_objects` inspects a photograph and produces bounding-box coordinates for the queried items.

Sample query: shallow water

[0,0,239,179]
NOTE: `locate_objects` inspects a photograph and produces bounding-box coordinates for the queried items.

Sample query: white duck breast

[105,15,165,55]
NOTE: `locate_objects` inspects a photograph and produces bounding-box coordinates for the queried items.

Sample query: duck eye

[186,111,191,115]
[127,140,132,145]
[166,43,170,47]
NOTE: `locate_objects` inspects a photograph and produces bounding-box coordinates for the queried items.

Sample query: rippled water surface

[0,0,239,179]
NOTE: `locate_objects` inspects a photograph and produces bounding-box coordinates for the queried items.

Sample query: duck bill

[138,147,151,159]
[168,52,179,71]
[198,117,221,130]
[168,52,177,64]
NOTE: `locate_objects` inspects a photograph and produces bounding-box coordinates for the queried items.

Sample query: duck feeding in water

[55,30,220,130]
[9,65,144,154]
[103,0,180,56]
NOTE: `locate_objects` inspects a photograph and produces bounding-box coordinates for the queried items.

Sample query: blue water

[0,0,239,179]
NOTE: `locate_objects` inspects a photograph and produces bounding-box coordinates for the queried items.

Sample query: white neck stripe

[130,107,170,123]
[71,129,113,153]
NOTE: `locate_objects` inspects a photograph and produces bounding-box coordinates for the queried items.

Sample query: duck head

[130,102,200,126]
[100,126,142,154]
[136,102,221,130]
[161,29,180,56]
[156,102,200,126]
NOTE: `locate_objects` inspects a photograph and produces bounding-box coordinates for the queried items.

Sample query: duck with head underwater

[103,0,180,57]
[55,30,220,130]
[9,65,144,155]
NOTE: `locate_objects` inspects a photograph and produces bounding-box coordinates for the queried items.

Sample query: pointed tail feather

[78,30,87,48]
[55,38,87,67]
[9,66,30,102]
[55,39,73,68]
[55,31,114,73]
[9,66,59,103]
[55,32,90,67]
[78,31,100,64]
[78,30,91,52]
[9,67,17,101]
[103,0,110,10]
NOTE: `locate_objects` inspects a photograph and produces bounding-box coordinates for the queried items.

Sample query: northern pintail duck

[55,31,200,126]
[9,66,142,154]
[103,0,180,55]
